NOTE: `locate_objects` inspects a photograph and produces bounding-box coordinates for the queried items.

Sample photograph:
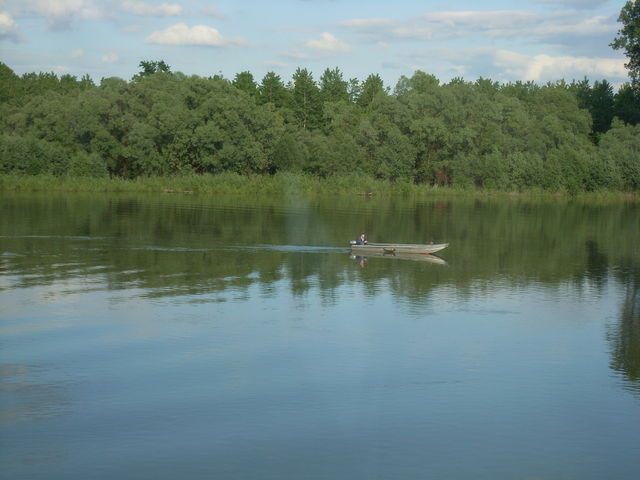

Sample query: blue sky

[0,0,630,88]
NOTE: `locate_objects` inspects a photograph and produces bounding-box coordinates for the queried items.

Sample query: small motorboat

[349,241,448,255]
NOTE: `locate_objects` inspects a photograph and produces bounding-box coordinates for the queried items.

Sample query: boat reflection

[351,251,448,268]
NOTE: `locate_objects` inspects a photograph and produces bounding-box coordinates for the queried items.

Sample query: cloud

[407,47,627,83]
[21,0,99,18]
[420,10,537,35]
[69,48,84,57]
[145,23,249,47]
[339,10,616,45]
[0,11,20,41]
[338,18,394,30]
[19,0,106,29]
[53,65,71,73]
[339,11,536,42]
[527,0,607,8]
[282,48,311,60]
[101,52,119,63]
[305,32,352,52]
[264,60,288,68]
[497,51,627,81]
[14,1,182,29]
[200,5,225,19]
[119,1,181,17]
[522,14,614,37]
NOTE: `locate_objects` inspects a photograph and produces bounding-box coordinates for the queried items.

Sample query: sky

[0,0,631,88]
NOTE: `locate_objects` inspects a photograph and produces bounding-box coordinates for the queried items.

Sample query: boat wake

[239,245,347,254]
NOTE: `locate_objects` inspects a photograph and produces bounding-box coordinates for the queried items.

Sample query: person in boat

[356,233,368,245]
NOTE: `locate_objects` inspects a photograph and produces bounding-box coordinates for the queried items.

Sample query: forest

[1,60,639,193]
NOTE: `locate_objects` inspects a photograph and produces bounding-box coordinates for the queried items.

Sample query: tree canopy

[0,62,639,192]
[611,0,640,88]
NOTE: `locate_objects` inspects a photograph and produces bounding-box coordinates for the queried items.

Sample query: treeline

[1,61,639,192]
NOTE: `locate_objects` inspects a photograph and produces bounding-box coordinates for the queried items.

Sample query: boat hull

[350,242,448,255]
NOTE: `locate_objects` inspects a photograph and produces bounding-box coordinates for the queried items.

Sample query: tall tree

[408,71,439,94]
[258,72,288,107]
[570,78,616,138]
[137,60,171,77]
[590,80,615,135]
[569,77,592,110]
[614,83,640,125]
[347,77,361,103]
[357,74,385,107]
[610,0,640,87]
[0,62,20,104]
[319,67,349,104]
[291,68,321,130]
[232,71,258,97]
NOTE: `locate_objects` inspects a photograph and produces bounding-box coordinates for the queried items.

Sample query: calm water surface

[1,193,639,479]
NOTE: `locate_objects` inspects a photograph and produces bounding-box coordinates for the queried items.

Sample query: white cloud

[200,5,225,19]
[14,1,182,28]
[69,48,84,57]
[498,51,627,81]
[340,11,537,42]
[488,14,615,39]
[407,47,627,83]
[305,32,352,52]
[23,0,97,18]
[282,48,311,60]
[421,10,537,32]
[145,23,249,47]
[339,18,394,30]
[101,52,119,63]
[0,11,19,40]
[264,60,288,68]
[527,0,607,8]
[340,10,616,44]
[19,0,106,29]
[119,1,181,17]
[122,24,142,33]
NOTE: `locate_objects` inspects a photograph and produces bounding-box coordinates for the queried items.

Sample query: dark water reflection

[609,257,640,390]
[1,192,639,479]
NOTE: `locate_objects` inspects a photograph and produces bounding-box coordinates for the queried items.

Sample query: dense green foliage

[1,62,639,192]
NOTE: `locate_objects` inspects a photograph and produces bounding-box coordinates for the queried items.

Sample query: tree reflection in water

[609,258,640,393]
[1,193,639,396]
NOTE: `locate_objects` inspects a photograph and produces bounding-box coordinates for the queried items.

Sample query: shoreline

[0,173,637,200]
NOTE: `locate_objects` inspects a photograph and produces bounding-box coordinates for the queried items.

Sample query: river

[1,192,639,479]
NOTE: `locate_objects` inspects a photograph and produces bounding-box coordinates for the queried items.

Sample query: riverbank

[0,172,637,200]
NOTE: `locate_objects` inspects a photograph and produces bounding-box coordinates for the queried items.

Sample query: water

[1,193,639,479]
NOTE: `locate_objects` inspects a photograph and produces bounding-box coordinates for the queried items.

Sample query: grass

[0,172,637,200]
[0,172,448,196]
